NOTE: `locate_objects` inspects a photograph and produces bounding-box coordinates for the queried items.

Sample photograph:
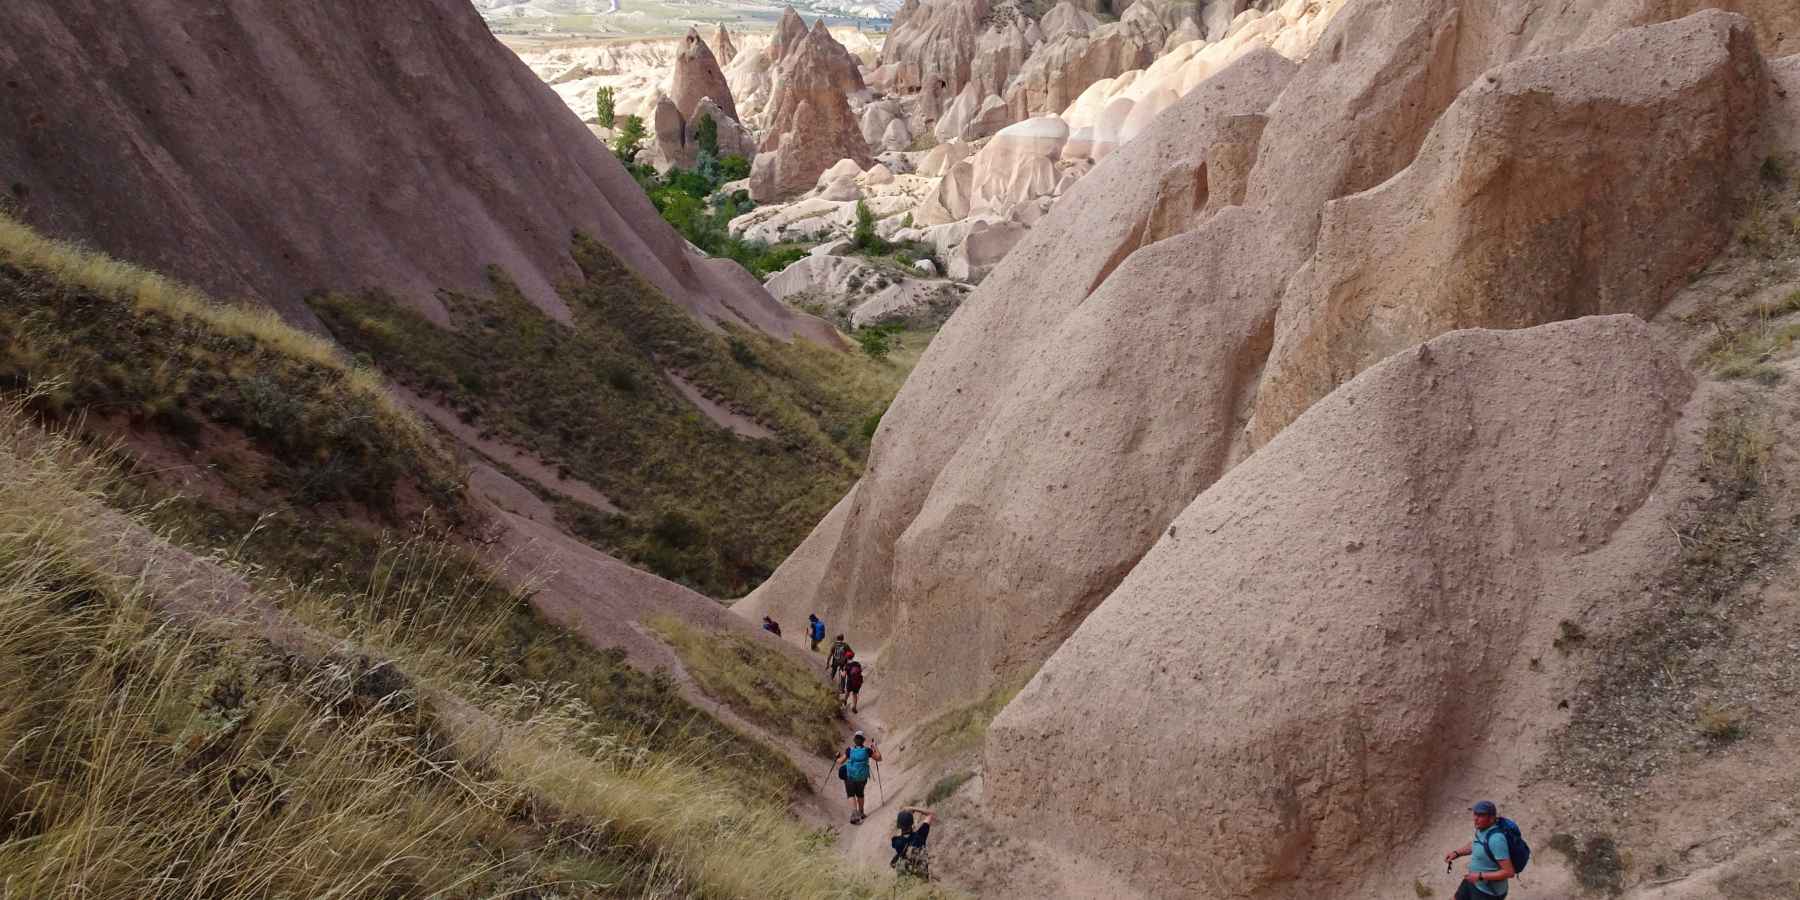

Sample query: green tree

[611,115,646,163]
[595,86,616,128]
[852,200,877,251]
[695,113,719,158]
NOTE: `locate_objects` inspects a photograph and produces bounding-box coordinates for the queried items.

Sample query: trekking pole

[875,758,884,809]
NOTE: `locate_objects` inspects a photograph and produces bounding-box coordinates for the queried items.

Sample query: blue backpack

[843,746,871,781]
[1489,818,1531,874]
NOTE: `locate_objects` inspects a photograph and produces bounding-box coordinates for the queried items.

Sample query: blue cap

[1471,801,1498,816]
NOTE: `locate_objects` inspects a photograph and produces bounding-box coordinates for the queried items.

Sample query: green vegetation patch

[0,212,463,518]
[311,235,909,597]
[647,614,843,759]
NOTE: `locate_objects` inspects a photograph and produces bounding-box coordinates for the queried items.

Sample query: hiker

[827,634,849,677]
[761,616,781,637]
[1444,801,1519,898]
[834,730,882,824]
[808,614,826,652]
[890,806,935,880]
[841,658,864,713]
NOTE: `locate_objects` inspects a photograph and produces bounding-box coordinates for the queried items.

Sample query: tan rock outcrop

[879,0,991,118]
[967,116,1069,216]
[1248,8,1767,443]
[1001,9,1163,126]
[736,48,1300,715]
[713,23,738,67]
[739,0,1779,728]
[670,27,736,123]
[987,314,1694,897]
[751,24,877,201]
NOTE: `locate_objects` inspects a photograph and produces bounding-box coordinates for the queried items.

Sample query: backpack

[1489,818,1531,874]
[845,661,864,690]
[890,840,930,880]
[844,746,871,781]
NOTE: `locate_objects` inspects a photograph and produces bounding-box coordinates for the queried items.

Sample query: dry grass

[909,670,1037,767]
[646,615,844,759]
[0,211,374,394]
[0,403,954,899]
[0,211,463,517]
[309,235,924,597]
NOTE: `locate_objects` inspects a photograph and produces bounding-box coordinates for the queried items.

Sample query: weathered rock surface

[739,2,1779,728]
[670,27,736,123]
[737,48,1300,714]
[879,0,991,119]
[987,315,1694,897]
[751,23,877,201]
[1248,8,1767,443]
[765,253,969,327]
[712,23,739,67]
[0,0,830,344]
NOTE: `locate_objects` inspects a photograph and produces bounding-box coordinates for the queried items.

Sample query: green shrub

[719,154,752,181]
[695,112,719,158]
[611,115,646,163]
[595,85,616,127]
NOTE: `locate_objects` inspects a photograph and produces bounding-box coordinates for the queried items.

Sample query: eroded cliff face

[740,0,1774,727]
[0,0,828,343]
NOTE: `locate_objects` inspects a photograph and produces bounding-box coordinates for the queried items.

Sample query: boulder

[751,25,878,201]
[915,157,975,225]
[968,116,1070,215]
[820,174,862,201]
[881,117,914,151]
[988,315,1693,898]
[862,163,896,185]
[671,27,736,122]
[946,219,1029,281]
[861,101,903,147]
[917,139,974,177]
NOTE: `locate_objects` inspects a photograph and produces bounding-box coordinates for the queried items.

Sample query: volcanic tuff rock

[712,23,738,66]
[1249,8,1767,443]
[750,23,877,201]
[736,48,1301,714]
[879,0,991,116]
[0,0,829,343]
[987,315,1694,897]
[739,0,1780,723]
[670,27,737,122]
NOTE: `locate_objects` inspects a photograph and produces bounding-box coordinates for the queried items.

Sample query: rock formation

[987,315,1693,896]
[750,24,877,201]
[0,0,831,344]
[738,3,1774,729]
[670,27,737,122]
[712,23,738,67]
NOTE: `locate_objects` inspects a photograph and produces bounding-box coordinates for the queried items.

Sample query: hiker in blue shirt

[833,730,882,824]
[808,614,826,652]
[1445,801,1517,898]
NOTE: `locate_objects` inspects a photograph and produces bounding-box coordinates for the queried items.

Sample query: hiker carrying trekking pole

[826,635,849,678]
[833,730,881,824]
[1444,801,1529,898]
[808,614,825,652]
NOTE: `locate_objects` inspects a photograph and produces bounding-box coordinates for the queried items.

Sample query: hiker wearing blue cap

[1444,801,1527,898]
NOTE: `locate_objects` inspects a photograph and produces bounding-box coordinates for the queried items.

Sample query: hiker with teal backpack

[833,731,882,824]
[1445,800,1528,898]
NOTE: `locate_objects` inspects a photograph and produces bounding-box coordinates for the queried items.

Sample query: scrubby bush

[595,85,616,127]
[611,115,646,163]
[695,112,719,158]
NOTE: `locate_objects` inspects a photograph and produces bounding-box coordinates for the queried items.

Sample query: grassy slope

[0,213,951,897]
[648,614,845,758]
[311,233,913,597]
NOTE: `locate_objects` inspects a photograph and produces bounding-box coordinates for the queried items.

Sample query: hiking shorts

[810,637,821,651]
[1454,881,1507,900]
[845,778,867,799]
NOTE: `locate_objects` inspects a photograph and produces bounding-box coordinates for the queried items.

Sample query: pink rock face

[739,1,1775,731]
[879,0,991,112]
[0,0,831,344]
[712,23,739,67]
[987,315,1694,897]
[750,24,876,201]
[671,27,737,123]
